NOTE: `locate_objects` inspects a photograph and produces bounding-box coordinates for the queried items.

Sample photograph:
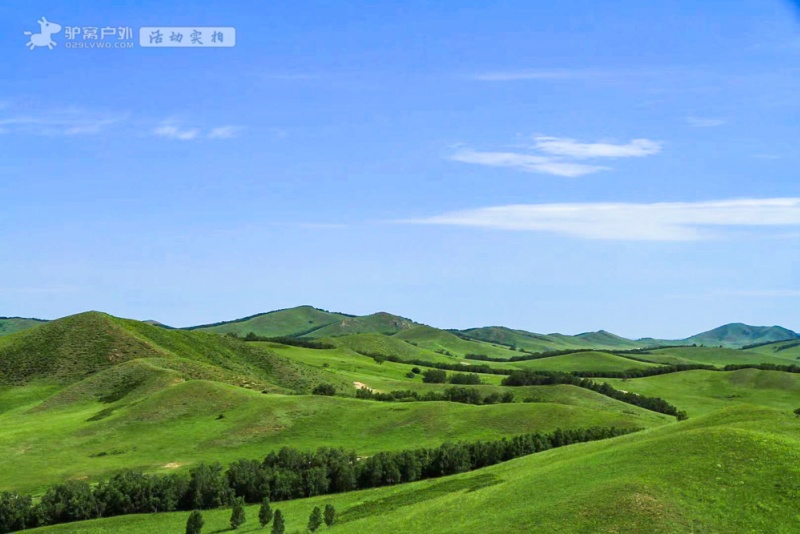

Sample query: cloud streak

[407,198,800,241]
[0,109,126,136]
[450,150,609,177]
[533,137,662,159]
[152,121,242,141]
[686,116,726,128]
[450,136,661,177]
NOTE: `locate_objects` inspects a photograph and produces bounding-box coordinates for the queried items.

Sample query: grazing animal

[24,17,62,50]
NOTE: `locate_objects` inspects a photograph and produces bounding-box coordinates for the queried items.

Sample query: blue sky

[2,0,800,338]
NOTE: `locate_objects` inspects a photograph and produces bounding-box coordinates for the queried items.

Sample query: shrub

[186,510,204,534]
[422,369,447,383]
[230,497,246,529]
[324,504,336,527]
[411,367,421,374]
[258,498,273,527]
[312,384,336,396]
[308,506,323,532]
[405,371,416,379]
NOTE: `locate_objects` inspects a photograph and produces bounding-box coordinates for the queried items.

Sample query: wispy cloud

[152,121,200,141]
[407,198,800,241]
[450,135,661,177]
[450,150,609,177]
[533,136,662,159]
[686,116,726,128]
[0,108,126,136]
[207,126,240,139]
[153,121,241,141]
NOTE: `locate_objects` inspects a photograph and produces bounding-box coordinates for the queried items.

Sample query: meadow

[0,308,798,533]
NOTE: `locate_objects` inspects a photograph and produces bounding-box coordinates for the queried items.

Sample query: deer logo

[24,17,62,50]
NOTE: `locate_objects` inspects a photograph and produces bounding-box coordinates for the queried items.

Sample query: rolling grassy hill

[29,405,800,534]
[603,368,800,416]
[305,312,417,338]
[457,326,643,352]
[0,375,666,494]
[3,308,800,533]
[508,351,660,373]
[679,322,798,349]
[187,306,351,337]
[627,346,799,367]
[742,338,800,359]
[0,311,340,393]
[394,325,520,359]
[0,317,47,337]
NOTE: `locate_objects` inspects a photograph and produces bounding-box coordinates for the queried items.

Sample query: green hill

[188,305,351,337]
[603,368,800,416]
[741,338,800,359]
[458,326,643,352]
[29,405,800,534]
[304,312,417,338]
[681,323,798,348]
[510,351,660,373]
[394,325,520,359]
[628,346,798,367]
[0,317,48,337]
[0,311,339,393]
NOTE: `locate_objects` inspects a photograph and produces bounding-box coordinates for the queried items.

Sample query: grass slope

[304,312,417,338]
[0,317,47,337]
[0,377,664,494]
[394,326,520,359]
[628,346,798,367]
[509,351,660,373]
[459,326,642,352]
[188,306,350,337]
[682,322,798,348]
[30,406,800,534]
[0,311,339,393]
[603,368,800,416]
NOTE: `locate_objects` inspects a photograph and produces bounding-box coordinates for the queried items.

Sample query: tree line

[0,426,638,533]
[501,370,687,420]
[355,386,515,405]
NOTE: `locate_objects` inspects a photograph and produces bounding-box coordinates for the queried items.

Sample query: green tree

[258,497,273,528]
[271,509,285,534]
[308,506,323,532]
[230,497,246,529]
[324,504,336,527]
[422,369,447,383]
[186,510,204,534]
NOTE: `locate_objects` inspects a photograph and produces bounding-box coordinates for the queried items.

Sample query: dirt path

[353,381,374,392]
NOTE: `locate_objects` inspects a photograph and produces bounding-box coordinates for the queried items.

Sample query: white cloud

[0,110,125,136]
[153,122,200,141]
[207,126,240,139]
[450,150,609,177]
[408,198,800,241]
[533,136,662,159]
[153,121,242,141]
[686,116,726,128]
[450,135,661,177]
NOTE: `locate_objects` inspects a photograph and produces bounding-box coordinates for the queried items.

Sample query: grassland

[627,346,799,367]
[29,405,800,534]
[507,351,659,373]
[3,310,800,533]
[393,326,521,359]
[603,368,800,416]
[0,317,47,337]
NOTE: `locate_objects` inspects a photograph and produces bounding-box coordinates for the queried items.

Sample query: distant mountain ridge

[1,307,797,350]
